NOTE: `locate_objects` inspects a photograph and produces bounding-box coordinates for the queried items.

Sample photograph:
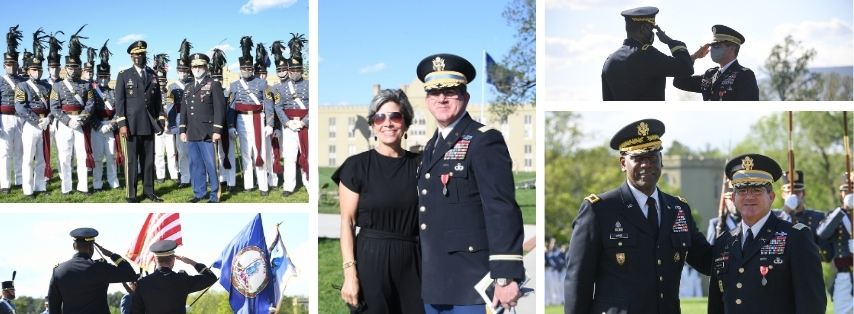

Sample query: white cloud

[117,34,145,44]
[545,33,622,70]
[239,0,298,14]
[770,18,854,67]
[358,62,388,74]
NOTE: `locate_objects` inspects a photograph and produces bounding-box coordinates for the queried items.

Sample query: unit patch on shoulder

[585,194,601,204]
[478,125,496,133]
[677,196,689,205]
[792,223,808,231]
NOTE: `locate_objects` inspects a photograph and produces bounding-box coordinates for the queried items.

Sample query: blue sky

[0,212,312,299]
[3,0,307,75]
[544,0,853,101]
[319,0,524,105]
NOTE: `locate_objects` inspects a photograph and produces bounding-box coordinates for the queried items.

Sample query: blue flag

[268,229,299,306]
[212,214,274,314]
[485,52,515,93]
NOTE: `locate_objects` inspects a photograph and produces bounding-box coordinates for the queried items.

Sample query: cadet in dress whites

[131,240,217,314]
[708,154,825,313]
[273,34,309,198]
[90,40,121,192]
[416,54,524,313]
[15,37,53,198]
[564,118,714,314]
[774,170,830,256]
[256,42,282,191]
[209,47,236,193]
[601,7,694,101]
[152,53,180,185]
[707,181,743,244]
[228,36,274,196]
[167,39,193,189]
[180,53,226,203]
[45,31,64,182]
[50,26,95,197]
[0,25,25,194]
[673,25,759,101]
[115,40,165,203]
[269,40,290,192]
[816,173,854,314]
[0,273,16,314]
[48,228,137,314]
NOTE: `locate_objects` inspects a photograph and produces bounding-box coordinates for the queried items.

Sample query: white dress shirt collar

[437,112,468,139]
[627,180,660,219]
[742,210,772,244]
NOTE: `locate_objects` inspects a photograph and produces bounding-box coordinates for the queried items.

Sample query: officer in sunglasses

[673,25,759,100]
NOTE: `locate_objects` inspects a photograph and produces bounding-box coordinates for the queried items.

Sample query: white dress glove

[844,194,854,210]
[38,118,51,130]
[784,195,799,211]
[100,123,113,134]
[229,128,238,139]
[263,125,274,137]
[68,118,80,129]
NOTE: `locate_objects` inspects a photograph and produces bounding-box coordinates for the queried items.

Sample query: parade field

[0,144,308,203]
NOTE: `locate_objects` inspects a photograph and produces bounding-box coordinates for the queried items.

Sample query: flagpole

[274,227,288,312]
[481,49,485,123]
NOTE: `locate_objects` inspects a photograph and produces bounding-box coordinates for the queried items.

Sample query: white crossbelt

[94,86,113,110]
[287,81,305,109]
[0,299,15,314]
[175,81,185,90]
[61,79,85,106]
[239,79,261,105]
[1,75,15,93]
[25,80,49,107]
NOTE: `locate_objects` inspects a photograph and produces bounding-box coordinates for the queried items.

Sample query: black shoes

[146,194,164,203]
[126,197,139,203]
[156,179,165,184]
[281,191,292,197]
[188,197,201,203]
[260,190,269,197]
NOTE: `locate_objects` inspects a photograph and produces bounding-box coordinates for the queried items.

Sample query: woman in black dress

[333,89,425,313]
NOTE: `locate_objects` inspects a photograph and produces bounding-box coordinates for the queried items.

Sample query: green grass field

[318,167,536,224]
[318,238,349,313]
[545,296,834,313]
[0,140,307,203]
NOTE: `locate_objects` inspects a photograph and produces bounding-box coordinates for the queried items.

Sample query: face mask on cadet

[82,71,93,81]
[710,46,726,63]
[240,71,253,79]
[66,68,79,79]
[288,72,302,81]
[177,72,188,81]
[48,67,60,78]
[29,70,42,81]
[192,69,206,79]
[4,65,15,76]
[98,78,109,86]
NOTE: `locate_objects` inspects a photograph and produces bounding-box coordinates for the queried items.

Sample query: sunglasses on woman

[373,112,404,124]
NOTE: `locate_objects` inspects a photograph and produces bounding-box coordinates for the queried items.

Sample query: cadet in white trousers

[90,42,119,191]
[15,54,53,198]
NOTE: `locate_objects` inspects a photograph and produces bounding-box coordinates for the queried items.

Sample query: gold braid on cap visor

[731,170,773,188]
[423,71,467,90]
[713,34,742,45]
[153,250,176,257]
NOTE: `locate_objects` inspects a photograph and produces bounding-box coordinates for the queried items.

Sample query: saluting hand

[692,44,710,62]
[175,255,198,266]
[654,25,673,44]
[94,242,114,256]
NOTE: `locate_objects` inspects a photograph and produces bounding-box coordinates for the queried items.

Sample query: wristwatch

[496,278,513,287]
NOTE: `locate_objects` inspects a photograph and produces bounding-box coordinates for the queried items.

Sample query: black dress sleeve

[331,152,366,194]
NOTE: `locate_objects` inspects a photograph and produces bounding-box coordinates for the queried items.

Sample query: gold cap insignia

[616,253,626,265]
[432,56,445,72]
[712,26,717,34]
[742,156,754,171]
[137,42,143,48]
[637,122,649,136]
[195,55,200,60]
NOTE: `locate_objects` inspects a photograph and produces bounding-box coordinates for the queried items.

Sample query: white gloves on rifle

[68,117,81,129]
[100,123,113,134]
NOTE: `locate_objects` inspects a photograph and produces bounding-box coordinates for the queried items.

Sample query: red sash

[0,106,15,114]
[285,109,309,180]
[235,104,265,167]
[31,108,52,178]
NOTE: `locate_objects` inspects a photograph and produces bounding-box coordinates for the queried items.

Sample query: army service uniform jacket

[0,74,23,118]
[773,208,832,261]
[564,182,714,314]
[708,217,826,314]
[673,59,759,101]
[48,252,137,314]
[179,77,225,142]
[601,38,694,101]
[15,79,54,127]
[417,113,525,305]
[114,67,164,136]
[131,264,217,314]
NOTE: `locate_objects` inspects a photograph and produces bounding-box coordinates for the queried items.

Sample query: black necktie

[646,198,659,237]
[433,133,444,155]
[743,228,754,252]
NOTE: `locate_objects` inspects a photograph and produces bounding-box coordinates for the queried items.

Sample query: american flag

[125,213,183,271]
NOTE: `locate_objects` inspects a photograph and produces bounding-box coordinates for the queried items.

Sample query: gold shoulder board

[792,223,807,231]
[642,44,650,50]
[54,264,59,269]
[677,196,689,204]
[585,194,601,204]
[478,125,496,133]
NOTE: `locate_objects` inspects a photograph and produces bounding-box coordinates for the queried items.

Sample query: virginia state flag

[486,52,515,94]
[212,214,275,314]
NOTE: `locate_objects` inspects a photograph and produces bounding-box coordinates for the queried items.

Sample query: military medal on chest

[760,265,769,286]
[441,173,450,195]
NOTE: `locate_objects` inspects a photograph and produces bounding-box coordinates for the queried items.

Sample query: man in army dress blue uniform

[114,40,165,203]
[180,53,226,203]
[708,154,825,314]
[48,228,137,314]
[673,25,759,100]
[131,240,217,314]
[15,45,53,198]
[817,173,854,314]
[601,7,694,101]
[564,118,714,314]
[416,53,524,313]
